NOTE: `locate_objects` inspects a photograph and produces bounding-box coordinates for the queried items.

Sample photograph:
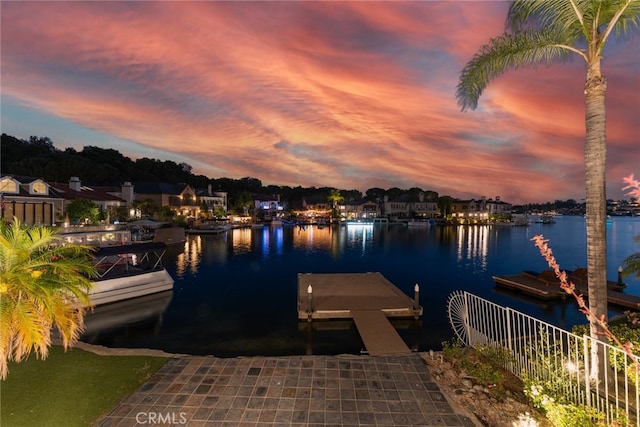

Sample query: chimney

[69,177,81,191]
[208,183,212,196]
[122,181,134,205]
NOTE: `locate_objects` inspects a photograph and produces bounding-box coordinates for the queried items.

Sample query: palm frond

[0,219,98,379]
[456,28,574,111]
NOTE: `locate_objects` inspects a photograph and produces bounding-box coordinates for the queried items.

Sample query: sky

[1,1,638,204]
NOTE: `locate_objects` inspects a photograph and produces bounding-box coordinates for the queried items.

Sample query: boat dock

[493,272,640,310]
[492,273,565,300]
[297,272,422,356]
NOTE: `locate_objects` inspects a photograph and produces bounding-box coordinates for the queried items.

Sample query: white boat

[88,242,174,306]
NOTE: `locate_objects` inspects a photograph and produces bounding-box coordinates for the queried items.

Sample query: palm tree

[0,219,97,379]
[327,189,345,218]
[456,0,639,347]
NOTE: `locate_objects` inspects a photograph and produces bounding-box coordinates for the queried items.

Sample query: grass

[0,345,169,427]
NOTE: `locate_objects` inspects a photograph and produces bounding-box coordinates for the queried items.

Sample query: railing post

[505,307,513,371]
[583,335,591,407]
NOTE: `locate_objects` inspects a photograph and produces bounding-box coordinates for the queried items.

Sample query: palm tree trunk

[584,58,608,377]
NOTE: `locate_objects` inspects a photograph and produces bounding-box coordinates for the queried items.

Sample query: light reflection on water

[82,216,640,356]
[456,225,489,272]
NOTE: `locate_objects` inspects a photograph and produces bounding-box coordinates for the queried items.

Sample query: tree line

[1,133,586,213]
[1,133,437,210]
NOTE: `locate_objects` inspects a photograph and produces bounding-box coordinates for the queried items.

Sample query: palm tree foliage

[622,235,640,280]
[0,219,98,379]
[457,0,639,343]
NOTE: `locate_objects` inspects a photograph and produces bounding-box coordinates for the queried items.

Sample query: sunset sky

[1,1,638,204]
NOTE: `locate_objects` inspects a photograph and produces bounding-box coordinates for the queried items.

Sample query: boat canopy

[92,242,167,257]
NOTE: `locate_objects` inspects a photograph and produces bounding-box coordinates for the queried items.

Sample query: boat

[88,242,174,306]
[342,220,374,227]
[540,214,556,224]
[186,224,230,235]
[407,219,433,227]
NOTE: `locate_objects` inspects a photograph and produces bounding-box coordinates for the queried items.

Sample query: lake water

[81,216,640,356]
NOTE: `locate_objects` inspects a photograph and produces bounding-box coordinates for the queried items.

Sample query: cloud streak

[1,1,638,204]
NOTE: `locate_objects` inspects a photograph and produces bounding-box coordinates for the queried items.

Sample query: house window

[1,178,18,193]
[31,181,48,195]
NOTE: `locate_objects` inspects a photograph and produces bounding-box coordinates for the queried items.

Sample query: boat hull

[88,269,174,307]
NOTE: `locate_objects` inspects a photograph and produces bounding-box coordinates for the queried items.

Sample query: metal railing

[447,291,639,425]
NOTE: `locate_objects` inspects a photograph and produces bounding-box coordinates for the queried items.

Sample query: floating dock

[493,272,640,310]
[492,273,565,300]
[297,272,422,356]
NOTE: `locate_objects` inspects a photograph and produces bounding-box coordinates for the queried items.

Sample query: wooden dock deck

[493,272,640,310]
[493,274,565,300]
[297,272,422,356]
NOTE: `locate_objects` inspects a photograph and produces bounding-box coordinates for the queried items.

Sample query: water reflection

[230,227,252,255]
[176,224,494,275]
[292,224,335,252]
[84,217,640,356]
[343,224,374,255]
[81,291,173,342]
[456,225,489,271]
[175,236,202,277]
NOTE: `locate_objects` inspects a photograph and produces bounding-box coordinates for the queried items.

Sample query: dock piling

[413,283,420,319]
[617,266,624,288]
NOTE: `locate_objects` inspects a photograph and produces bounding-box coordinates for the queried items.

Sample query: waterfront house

[0,174,64,226]
[133,182,198,219]
[382,193,438,220]
[383,194,411,220]
[196,185,228,218]
[410,192,439,219]
[451,196,512,223]
[291,195,332,223]
[253,194,284,221]
[338,199,381,220]
[50,177,126,223]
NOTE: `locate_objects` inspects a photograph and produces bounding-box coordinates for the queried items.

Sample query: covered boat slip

[297,272,422,356]
[88,242,174,306]
[92,242,168,279]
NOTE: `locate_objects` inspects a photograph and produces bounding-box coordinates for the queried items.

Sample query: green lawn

[0,345,169,427]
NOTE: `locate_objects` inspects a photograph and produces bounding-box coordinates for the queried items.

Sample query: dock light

[307,284,313,321]
[617,266,624,288]
[413,283,420,313]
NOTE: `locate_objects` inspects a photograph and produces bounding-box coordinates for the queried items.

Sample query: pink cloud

[1,1,637,204]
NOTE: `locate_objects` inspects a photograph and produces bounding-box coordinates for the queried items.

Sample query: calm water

[81,216,640,356]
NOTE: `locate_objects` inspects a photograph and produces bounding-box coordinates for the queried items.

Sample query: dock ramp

[297,272,421,356]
